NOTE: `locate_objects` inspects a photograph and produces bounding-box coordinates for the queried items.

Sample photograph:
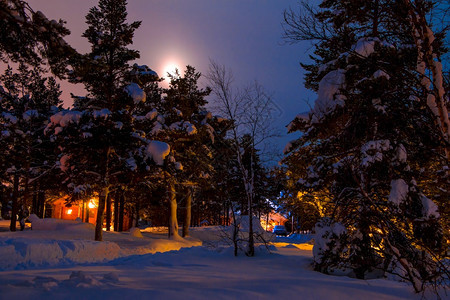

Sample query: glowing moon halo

[163,62,180,78]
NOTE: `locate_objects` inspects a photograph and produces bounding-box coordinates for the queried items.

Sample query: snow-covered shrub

[313,218,349,274]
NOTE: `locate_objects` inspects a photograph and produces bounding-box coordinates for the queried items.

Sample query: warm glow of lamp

[88,199,96,209]
[67,209,72,215]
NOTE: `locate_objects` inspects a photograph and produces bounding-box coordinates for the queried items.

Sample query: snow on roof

[146,140,170,166]
[125,83,146,104]
[311,69,346,123]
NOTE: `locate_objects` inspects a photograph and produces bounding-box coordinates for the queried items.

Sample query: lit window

[67,209,72,215]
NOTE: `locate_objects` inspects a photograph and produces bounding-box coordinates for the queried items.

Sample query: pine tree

[158,66,218,239]
[47,0,163,241]
[70,0,141,110]
[116,63,161,231]
[0,0,74,74]
[0,64,63,231]
[283,0,448,292]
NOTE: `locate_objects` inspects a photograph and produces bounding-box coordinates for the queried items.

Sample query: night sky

[25,0,316,160]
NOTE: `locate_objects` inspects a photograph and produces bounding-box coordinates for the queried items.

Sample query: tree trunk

[10,173,19,232]
[94,187,108,241]
[113,192,119,231]
[182,187,192,237]
[128,209,133,230]
[226,202,230,226]
[168,180,179,239]
[81,197,85,222]
[105,194,111,231]
[32,183,38,215]
[135,201,140,228]
[37,189,44,218]
[84,207,89,223]
[404,0,450,161]
[23,167,30,209]
[231,208,238,256]
[246,150,255,257]
[248,208,254,256]
[119,192,125,232]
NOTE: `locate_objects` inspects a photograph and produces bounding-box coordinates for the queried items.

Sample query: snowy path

[0,243,421,300]
[0,221,432,299]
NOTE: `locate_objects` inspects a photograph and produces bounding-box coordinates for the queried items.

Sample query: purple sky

[24,0,315,159]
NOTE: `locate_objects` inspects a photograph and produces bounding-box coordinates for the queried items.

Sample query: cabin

[260,211,288,232]
[49,196,131,231]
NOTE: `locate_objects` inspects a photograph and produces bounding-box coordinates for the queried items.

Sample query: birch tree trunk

[404,0,450,160]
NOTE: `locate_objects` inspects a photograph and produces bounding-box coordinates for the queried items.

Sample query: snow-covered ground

[0,219,434,299]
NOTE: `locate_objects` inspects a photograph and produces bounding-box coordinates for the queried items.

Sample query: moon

[163,62,180,78]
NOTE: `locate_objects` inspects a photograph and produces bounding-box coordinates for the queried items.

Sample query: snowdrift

[0,237,121,270]
[0,217,201,270]
[0,216,121,270]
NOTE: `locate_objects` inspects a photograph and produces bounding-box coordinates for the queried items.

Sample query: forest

[0,0,448,296]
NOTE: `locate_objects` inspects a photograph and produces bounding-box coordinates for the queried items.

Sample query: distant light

[67,209,72,215]
[88,199,96,209]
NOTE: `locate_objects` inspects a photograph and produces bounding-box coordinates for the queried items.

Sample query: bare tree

[282,1,333,43]
[207,60,279,256]
[402,0,450,162]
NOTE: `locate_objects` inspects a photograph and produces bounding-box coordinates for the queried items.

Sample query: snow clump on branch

[146,140,170,166]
